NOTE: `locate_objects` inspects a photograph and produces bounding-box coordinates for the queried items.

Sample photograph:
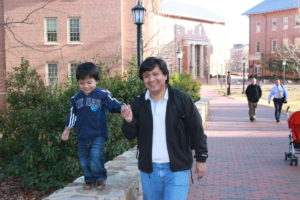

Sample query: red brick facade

[248,8,300,77]
[0,0,5,109]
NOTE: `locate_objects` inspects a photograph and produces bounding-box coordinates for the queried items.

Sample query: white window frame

[295,15,300,27]
[272,18,277,31]
[283,17,288,30]
[256,41,260,52]
[282,38,289,52]
[271,40,278,52]
[295,37,300,50]
[68,63,78,79]
[46,63,59,87]
[44,18,59,45]
[67,18,82,44]
[255,21,261,33]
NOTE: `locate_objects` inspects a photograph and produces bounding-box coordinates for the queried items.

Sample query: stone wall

[44,98,209,200]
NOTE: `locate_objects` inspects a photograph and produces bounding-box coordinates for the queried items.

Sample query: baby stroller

[285,107,300,166]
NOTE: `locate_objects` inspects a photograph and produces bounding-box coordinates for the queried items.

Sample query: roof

[159,0,226,24]
[243,0,300,15]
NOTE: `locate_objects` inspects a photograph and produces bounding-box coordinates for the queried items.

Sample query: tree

[276,45,300,77]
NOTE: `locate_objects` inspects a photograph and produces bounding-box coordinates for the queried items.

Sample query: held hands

[121,105,133,123]
[61,127,71,141]
[195,162,206,180]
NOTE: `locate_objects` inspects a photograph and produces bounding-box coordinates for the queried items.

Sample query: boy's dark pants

[78,136,107,184]
[273,98,283,121]
[248,102,257,118]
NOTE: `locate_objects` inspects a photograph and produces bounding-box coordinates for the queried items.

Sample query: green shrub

[169,73,201,101]
[0,60,143,193]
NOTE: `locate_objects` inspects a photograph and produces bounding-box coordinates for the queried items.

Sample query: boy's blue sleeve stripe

[66,106,77,128]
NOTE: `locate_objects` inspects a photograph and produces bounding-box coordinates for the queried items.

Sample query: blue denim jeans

[273,98,283,121]
[140,163,190,200]
[77,137,107,184]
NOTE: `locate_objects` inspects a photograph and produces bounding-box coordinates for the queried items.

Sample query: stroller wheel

[290,159,293,166]
[294,158,298,166]
[285,152,288,160]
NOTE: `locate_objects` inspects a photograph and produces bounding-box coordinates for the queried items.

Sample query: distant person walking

[245,78,262,121]
[268,79,288,123]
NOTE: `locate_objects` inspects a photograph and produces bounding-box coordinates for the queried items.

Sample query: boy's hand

[195,162,206,179]
[121,105,133,123]
[61,128,71,141]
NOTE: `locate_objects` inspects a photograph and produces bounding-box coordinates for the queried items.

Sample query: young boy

[61,62,124,190]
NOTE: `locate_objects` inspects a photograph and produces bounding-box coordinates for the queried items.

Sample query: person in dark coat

[121,57,208,200]
[245,78,262,121]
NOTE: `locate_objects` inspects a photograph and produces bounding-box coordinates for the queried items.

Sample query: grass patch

[215,84,300,113]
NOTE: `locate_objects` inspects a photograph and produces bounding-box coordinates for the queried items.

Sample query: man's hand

[268,100,270,104]
[61,128,71,141]
[195,162,206,179]
[121,105,133,123]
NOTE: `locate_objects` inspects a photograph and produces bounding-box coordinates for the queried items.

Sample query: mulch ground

[0,178,45,200]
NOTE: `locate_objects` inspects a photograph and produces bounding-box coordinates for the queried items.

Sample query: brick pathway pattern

[188,86,300,200]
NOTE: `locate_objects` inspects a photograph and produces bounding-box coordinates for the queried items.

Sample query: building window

[282,38,289,51]
[46,18,58,42]
[272,40,278,52]
[47,63,58,87]
[69,63,78,78]
[255,21,261,33]
[256,41,260,52]
[272,18,277,31]
[295,15,300,26]
[69,18,80,42]
[295,37,300,49]
[283,17,288,30]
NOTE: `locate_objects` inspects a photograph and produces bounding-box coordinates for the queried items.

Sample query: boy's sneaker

[83,182,93,190]
[95,181,106,191]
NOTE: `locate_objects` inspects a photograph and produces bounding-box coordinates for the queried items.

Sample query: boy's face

[78,77,98,95]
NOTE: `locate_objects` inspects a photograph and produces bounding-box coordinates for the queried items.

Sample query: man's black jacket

[245,84,262,103]
[122,85,208,173]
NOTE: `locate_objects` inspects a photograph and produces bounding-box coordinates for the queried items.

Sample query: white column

[200,45,204,78]
[191,44,196,77]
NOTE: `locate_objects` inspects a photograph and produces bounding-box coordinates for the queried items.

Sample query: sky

[169,0,264,49]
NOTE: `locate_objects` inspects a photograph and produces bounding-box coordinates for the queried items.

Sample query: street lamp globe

[131,2,146,25]
[132,1,146,67]
[176,47,183,74]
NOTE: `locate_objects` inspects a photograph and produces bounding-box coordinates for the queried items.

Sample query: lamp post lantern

[282,60,286,84]
[242,57,246,94]
[176,47,183,75]
[132,1,146,67]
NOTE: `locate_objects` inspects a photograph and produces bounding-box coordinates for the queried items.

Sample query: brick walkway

[188,86,300,200]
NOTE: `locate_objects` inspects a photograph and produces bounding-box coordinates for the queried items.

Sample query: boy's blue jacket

[66,87,122,139]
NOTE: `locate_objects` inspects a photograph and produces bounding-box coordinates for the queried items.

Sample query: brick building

[243,0,300,78]
[0,0,226,109]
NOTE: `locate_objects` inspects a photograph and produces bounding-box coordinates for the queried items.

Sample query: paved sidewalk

[188,86,300,200]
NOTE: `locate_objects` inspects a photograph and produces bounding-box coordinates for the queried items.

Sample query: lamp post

[242,57,246,94]
[132,1,146,67]
[282,60,286,84]
[176,47,183,75]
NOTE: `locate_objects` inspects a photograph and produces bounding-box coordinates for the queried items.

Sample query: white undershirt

[145,89,170,163]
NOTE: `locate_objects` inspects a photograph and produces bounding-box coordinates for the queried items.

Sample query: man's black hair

[139,57,169,83]
[76,62,100,81]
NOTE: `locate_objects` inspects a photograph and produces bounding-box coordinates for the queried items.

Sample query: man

[121,57,208,200]
[268,79,288,123]
[245,78,262,121]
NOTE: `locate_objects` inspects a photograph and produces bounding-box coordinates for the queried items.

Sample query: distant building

[144,0,227,80]
[243,0,300,78]
[230,44,249,76]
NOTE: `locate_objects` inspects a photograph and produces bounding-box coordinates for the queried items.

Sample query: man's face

[251,78,256,85]
[276,80,281,86]
[78,77,98,95]
[142,65,168,95]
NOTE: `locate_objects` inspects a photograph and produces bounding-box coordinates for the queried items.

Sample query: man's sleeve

[185,95,208,162]
[259,86,262,98]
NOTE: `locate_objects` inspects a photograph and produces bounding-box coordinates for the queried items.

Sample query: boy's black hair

[76,62,100,81]
[139,57,169,83]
